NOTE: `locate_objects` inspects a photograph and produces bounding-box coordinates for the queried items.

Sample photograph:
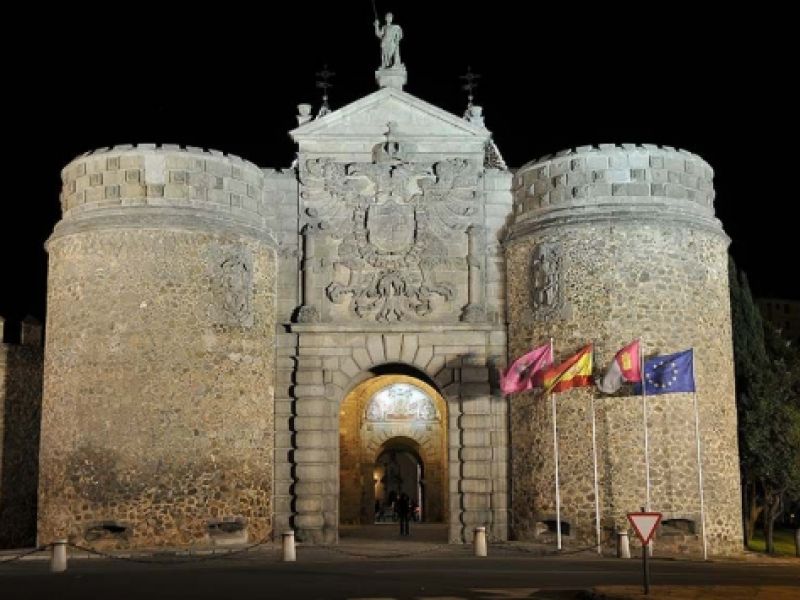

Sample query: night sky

[2,3,795,327]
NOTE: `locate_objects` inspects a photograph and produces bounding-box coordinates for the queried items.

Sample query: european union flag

[633,349,695,395]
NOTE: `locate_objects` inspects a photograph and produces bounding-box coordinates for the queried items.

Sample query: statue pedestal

[376,66,407,90]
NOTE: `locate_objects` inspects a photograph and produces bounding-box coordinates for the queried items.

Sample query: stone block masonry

[26,78,744,558]
[279,326,509,545]
[39,147,277,548]
[506,145,742,556]
[0,317,44,548]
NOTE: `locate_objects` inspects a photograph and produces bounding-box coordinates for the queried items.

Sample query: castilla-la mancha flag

[499,343,554,395]
[596,340,642,394]
[541,344,594,395]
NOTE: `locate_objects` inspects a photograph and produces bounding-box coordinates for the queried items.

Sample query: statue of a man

[374,12,403,69]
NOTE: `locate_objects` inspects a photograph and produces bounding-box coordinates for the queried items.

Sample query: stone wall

[506,144,742,556]
[0,318,43,548]
[39,146,277,548]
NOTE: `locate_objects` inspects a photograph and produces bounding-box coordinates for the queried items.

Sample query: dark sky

[2,3,795,325]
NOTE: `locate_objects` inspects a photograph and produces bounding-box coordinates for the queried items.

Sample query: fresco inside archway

[339,374,447,525]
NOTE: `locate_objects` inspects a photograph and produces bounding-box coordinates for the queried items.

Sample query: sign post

[627,509,662,595]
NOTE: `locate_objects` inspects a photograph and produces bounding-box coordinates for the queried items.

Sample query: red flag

[596,340,641,394]
[541,344,594,395]
[500,343,553,395]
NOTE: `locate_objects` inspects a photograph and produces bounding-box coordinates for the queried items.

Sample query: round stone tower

[39,145,277,548]
[506,144,742,556]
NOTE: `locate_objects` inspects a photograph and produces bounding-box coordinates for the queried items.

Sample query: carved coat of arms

[367,200,415,254]
[299,152,479,322]
[209,245,254,327]
[529,242,563,319]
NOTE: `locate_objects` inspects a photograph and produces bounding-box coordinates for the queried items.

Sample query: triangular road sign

[627,512,662,546]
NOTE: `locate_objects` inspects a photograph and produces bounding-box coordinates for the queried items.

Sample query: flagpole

[551,389,562,551]
[591,393,601,554]
[640,337,651,512]
[691,348,708,560]
[549,337,562,551]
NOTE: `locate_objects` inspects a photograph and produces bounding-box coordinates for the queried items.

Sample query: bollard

[473,526,487,557]
[617,531,630,559]
[282,530,296,562]
[795,528,799,558]
[51,539,68,573]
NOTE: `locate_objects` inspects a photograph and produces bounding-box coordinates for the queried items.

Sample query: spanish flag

[541,344,594,395]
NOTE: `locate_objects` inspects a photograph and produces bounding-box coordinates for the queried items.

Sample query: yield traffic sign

[627,511,662,546]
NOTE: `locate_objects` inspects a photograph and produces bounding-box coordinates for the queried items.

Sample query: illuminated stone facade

[38,150,277,548]
[6,53,740,556]
[507,145,742,555]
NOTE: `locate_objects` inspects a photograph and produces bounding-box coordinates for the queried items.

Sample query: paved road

[2,552,799,600]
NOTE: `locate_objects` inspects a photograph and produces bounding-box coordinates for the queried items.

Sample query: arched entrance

[339,374,447,526]
[374,439,423,522]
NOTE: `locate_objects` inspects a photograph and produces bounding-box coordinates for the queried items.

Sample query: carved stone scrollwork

[300,152,480,322]
[530,242,563,319]
[327,270,453,322]
[210,245,254,328]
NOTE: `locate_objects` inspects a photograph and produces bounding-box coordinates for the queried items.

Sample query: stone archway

[339,374,447,526]
[280,329,509,544]
[374,439,422,522]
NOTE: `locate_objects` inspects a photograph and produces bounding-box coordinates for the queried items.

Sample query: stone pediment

[290,87,489,147]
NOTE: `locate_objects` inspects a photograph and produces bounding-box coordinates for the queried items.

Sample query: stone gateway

[0,28,743,557]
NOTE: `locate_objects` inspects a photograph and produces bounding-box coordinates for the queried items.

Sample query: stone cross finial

[315,64,335,117]
[460,66,481,113]
[461,67,485,126]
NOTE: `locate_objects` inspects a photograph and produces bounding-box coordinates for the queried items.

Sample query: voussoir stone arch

[324,333,463,407]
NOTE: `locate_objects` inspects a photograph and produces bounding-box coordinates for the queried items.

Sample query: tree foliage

[729,258,800,553]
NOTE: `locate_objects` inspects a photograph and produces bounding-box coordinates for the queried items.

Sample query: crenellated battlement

[64,143,263,173]
[511,144,720,237]
[58,145,272,230]
[519,143,712,175]
[0,315,43,347]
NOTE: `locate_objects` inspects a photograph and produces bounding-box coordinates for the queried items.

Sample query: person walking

[397,492,411,536]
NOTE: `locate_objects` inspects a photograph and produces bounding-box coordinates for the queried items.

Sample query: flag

[541,344,593,395]
[499,343,553,395]
[596,340,641,394]
[633,349,695,395]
